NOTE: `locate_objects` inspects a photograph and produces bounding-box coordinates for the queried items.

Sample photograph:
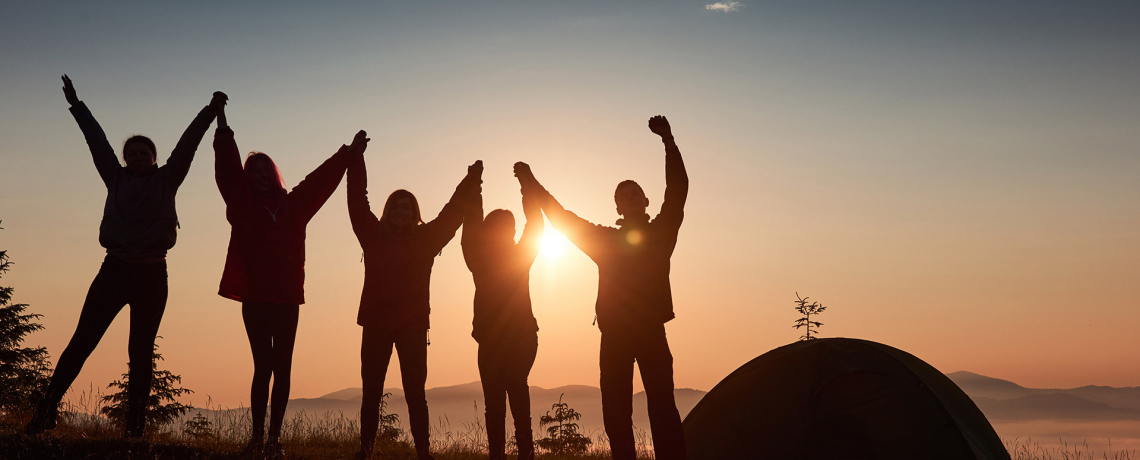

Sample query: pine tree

[536,393,591,455]
[182,411,213,441]
[793,292,827,341]
[378,391,403,442]
[0,220,52,415]
[100,338,194,430]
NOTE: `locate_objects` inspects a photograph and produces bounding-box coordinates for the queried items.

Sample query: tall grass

[4,389,1133,460]
[0,386,653,459]
[1005,438,1136,460]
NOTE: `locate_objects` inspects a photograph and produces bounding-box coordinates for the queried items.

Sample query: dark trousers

[43,255,167,436]
[360,327,430,457]
[478,334,538,460]
[600,325,686,460]
[242,301,299,440]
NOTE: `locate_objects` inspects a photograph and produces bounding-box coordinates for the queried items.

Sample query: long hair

[380,189,424,225]
[243,152,287,194]
[122,135,157,162]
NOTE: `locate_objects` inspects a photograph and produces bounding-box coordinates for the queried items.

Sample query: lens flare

[541,228,569,262]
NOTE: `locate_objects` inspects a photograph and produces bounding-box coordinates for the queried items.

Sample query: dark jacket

[461,189,542,343]
[70,101,215,260]
[537,140,688,333]
[214,127,348,304]
[347,152,477,330]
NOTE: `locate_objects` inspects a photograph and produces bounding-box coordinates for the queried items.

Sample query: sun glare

[540,227,569,263]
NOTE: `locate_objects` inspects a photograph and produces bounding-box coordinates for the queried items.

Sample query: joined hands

[349,130,370,156]
[514,161,539,194]
[468,160,484,193]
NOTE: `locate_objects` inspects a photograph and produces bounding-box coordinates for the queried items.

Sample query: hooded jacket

[460,188,543,343]
[214,127,348,304]
[347,151,477,330]
[536,139,688,333]
[70,101,215,260]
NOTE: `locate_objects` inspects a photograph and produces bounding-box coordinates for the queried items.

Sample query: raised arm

[346,131,379,240]
[290,136,353,224]
[165,91,224,189]
[63,75,119,187]
[212,107,246,206]
[423,160,483,254]
[460,162,485,271]
[517,177,545,266]
[649,115,688,228]
[514,162,605,259]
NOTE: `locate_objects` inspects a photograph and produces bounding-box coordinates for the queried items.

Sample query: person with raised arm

[346,144,481,460]
[212,101,358,459]
[515,115,689,460]
[460,163,544,460]
[26,76,223,438]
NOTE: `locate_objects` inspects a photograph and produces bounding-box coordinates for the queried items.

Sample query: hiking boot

[241,439,265,459]
[265,439,286,459]
[24,402,58,435]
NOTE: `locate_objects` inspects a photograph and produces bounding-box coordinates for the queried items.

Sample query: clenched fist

[648,115,672,139]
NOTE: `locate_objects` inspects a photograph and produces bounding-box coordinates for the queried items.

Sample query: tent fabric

[682,338,1009,460]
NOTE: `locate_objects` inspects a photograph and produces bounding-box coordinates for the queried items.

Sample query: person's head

[122,135,157,174]
[381,189,423,227]
[614,180,649,218]
[484,209,516,242]
[243,152,286,196]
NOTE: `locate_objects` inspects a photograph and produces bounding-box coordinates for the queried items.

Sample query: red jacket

[347,151,478,329]
[214,127,348,304]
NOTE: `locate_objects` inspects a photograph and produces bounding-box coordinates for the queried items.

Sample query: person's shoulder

[647,215,678,231]
[591,223,620,236]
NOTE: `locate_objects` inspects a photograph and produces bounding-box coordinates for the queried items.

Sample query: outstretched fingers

[61,75,78,105]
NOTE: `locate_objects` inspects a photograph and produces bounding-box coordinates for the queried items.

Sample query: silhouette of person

[515,115,689,460]
[213,101,357,459]
[460,162,544,460]
[346,145,481,460]
[25,76,222,438]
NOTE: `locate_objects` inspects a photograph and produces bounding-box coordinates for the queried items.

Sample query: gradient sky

[1,1,1138,408]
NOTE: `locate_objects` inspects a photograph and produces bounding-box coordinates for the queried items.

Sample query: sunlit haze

[539,229,569,264]
[1,1,1138,412]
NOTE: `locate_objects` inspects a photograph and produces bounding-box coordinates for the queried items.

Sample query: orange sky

[1,1,1138,408]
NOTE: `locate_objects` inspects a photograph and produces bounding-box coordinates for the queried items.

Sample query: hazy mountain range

[186,371,1140,434]
[948,371,1140,421]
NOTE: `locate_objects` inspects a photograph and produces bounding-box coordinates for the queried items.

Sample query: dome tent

[683,338,1009,460]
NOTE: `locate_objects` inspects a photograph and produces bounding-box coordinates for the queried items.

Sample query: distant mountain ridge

[947,371,1140,421]
[195,372,1140,430]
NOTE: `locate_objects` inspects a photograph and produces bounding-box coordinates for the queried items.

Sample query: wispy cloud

[705,2,742,12]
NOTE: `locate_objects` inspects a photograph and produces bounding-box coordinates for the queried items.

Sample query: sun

[540,227,569,263]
